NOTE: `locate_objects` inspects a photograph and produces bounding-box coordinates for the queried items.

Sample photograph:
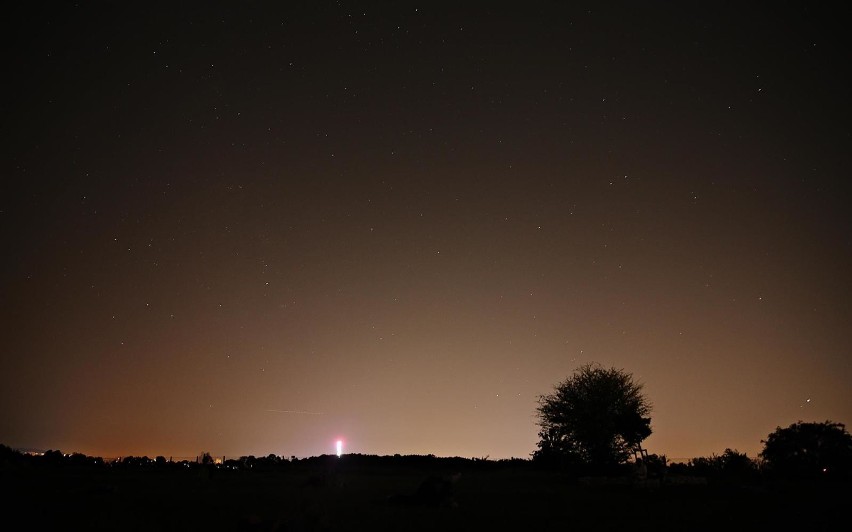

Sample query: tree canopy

[534,364,652,469]
[760,420,852,479]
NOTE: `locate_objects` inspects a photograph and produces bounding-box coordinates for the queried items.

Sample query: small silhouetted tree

[535,364,652,469]
[43,450,65,466]
[686,449,758,484]
[760,421,852,479]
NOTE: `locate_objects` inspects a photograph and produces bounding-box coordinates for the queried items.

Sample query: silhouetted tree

[760,421,852,479]
[0,444,22,470]
[535,364,652,469]
[43,449,65,466]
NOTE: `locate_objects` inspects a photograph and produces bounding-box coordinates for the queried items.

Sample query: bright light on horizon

[336,439,343,457]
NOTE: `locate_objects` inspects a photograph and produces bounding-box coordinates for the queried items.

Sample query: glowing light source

[336,439,343,457]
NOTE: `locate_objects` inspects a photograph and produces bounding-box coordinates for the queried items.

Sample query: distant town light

[336,439,343,457]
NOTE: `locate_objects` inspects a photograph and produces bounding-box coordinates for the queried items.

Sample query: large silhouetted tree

[534,364,652,469]
[760,421,852,479]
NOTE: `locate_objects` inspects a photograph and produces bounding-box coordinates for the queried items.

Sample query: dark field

[4,458,848,531]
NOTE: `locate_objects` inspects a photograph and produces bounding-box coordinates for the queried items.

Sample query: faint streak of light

[264,409,325,415]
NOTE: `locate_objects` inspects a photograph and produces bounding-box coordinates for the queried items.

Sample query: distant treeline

[3,442,848,484]
[0,443,767,484]
[0,444,527,473]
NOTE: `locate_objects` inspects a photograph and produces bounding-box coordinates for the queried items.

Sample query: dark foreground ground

[3,459,848,531]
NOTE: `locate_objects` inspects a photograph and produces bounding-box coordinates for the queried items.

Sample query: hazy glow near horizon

[336,440,343,457]
[2,3,850,463]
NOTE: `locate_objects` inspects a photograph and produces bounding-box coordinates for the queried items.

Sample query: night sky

[3,2,850,461]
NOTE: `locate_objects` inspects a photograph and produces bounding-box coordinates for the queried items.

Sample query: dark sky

[2,2,850,461]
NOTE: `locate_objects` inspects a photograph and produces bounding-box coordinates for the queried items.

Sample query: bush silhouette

[760,420,852,480]
[682,449,758,484]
